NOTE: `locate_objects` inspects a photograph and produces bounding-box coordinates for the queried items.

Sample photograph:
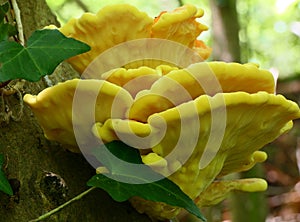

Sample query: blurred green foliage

[46,0,300,79]
[238,0,300,79]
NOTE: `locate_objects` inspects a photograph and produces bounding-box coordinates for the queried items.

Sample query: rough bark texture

[0,0,151,221]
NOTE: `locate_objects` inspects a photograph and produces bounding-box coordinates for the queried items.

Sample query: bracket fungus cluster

[24,4,300,220]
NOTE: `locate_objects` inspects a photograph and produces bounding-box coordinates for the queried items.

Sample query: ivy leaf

[0,22,9,41]
[0,22,17,41]
[0,2,9,22]
[0,29,90,82]
[87,141,206,221]
[0,154,13,195]
[0,2,17,41]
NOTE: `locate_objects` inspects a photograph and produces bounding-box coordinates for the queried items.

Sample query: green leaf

[87,141,206,221]
[0,22,9,41]
[0,2,9,22]
[0,29,90,82]
[92,140,143,172]
[7,23,17,37]
[0,2,17,41]
[0,22,17,41]
[0,154,13,195]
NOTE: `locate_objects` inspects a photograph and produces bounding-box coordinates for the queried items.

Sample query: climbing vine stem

[10,0,24,45]
[29,187,96,222]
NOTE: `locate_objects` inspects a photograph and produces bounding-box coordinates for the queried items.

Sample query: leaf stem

[29,187,96,222]
[10,0,24,45]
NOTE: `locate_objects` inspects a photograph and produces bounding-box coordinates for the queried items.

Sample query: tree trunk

[0,0,151,221]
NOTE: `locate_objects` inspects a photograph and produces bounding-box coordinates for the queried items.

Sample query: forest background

[0,0,299,221]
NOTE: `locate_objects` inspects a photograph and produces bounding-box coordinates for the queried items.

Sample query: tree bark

[210,0,241,62]
[0,0,151,221]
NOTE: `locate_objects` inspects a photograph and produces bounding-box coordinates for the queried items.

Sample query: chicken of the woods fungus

[24,4,300,220]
